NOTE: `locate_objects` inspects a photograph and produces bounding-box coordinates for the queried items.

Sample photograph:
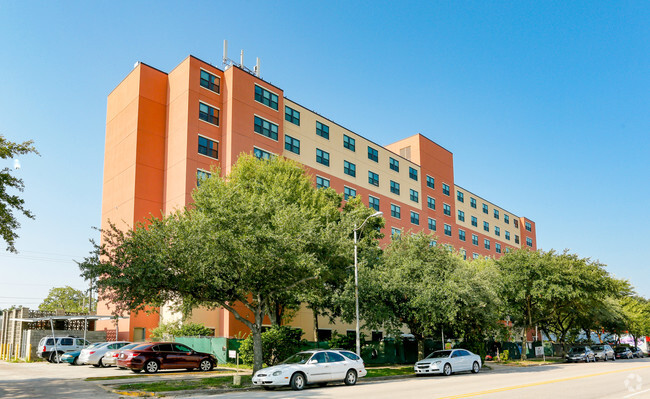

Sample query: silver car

[591,344,615,361]
[79,341,132,367]
[102,342,140,367]
[414,349,482,376]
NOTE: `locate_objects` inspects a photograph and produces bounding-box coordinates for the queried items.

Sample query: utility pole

[88,278,93,314]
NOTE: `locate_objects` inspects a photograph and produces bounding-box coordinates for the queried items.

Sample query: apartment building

[98,55,537,341]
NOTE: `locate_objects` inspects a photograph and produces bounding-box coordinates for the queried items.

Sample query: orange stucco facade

[100,55,538,341]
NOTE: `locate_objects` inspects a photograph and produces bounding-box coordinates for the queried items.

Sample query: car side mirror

[311,359,319,364]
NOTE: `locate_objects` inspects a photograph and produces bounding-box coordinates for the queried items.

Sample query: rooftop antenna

[240,50,244,68]
[223,40,228,68]
[254,57,260,77]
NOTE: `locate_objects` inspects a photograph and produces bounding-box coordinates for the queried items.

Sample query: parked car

[79,341,132,367]
[116,342,216,373]
[36,336,91,363]
[565,346,596,363]
[614,347,634,359]
[60,350,82,365]
[252,349,367,391]
[103,343,141,367]
[591,344,615,361]
[631,347,645,358]
[414,349,482,376]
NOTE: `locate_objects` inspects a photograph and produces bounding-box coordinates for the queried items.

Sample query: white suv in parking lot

[37,336,91,362]
[252,349,367,391]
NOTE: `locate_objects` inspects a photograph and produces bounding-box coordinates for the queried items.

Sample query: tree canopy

[39,286,87,313]
[0,135,38,252]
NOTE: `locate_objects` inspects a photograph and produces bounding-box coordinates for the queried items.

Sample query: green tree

[620,296,650,348]
[239,326,303,366]
[39,286,87,313]
[0,135,38,252]
[150,321,214,340]
[80,155,353,373]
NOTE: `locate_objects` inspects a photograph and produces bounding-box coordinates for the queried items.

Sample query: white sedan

[414,349,482,376]
[252,349,367,391]
[79,341,132,367]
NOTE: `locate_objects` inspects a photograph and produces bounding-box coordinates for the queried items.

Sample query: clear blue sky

[1,1,648,309]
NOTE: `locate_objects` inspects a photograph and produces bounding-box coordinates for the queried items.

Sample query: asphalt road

[181,358,650,399]
[1,358,649,398]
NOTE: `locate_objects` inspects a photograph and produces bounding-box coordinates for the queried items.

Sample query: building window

[253,116,278,140]
[515,235,520,244]
[368,171,379,186]
[316,149,330,166]
[482,203,488,214]
[514,219,519,228]
[504,214,509,224]
[389,157,399,172]
[368,146,378,162]
[391,227,401,237]
[496,243,501,254]
[443,203,451,216]
[470,198,476,208]
[472,253,479,259]
[344,186,357,200]
[483,221,489,232]
[390,204,401,219]
[316,121,329,139]
[427,196,435,210]
[344,161,356,177]
[369,196,380,211]
[254,85,278,110]
[457,190,464,202]
[426,175,435,189]
[343,135,356,151]
[484,239,490,250]
[284,135,300,154]
[457,210,464,222]
[494,209,499,219]
[411,211,419,225]
[495,226,500,236]
[285,106,300,125]
[444,224,452,236]
[472,234,478,246]
[390,181,400,195]
[505,231,510,240]
[199,102,219,126]
[316,176,330,189]
[409,167,418,181]
[442,183,450,196]
[459,229,466,241]
[461,249,467,260]
[254,147,272,160]
[525,221,532,232]
[197,169,210,186]
[198,136,218,159]
[428,217,436,231]
[505,247,511,253]
[526,237,533,247]
[409,189,419,203]
[200,70,220,93]
[471,216,477,227]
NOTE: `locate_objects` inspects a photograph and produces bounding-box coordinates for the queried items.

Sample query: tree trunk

[251,305,264,373]
[521,327,527,360]
[312,308,319,342]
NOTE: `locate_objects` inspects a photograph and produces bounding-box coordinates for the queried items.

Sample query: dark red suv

[116,342,217,373]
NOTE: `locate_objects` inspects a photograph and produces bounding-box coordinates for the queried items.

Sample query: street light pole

[353,211,383,356]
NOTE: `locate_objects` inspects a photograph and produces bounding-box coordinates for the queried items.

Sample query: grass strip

[116,375,252,392]
[366,366,413,378]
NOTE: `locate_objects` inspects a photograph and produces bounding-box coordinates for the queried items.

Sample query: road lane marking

[624,388,650,398]
[436,365,650,399]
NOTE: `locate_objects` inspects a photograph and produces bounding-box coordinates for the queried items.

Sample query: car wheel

[144,360,159,373]
[199,359,213,372]
[73,357,80,365]
[344,369,357,386]
[50,352,62,363]
[99,357,109,368]
[290,372,306,390]
[443,363,452,376]
[471,361,480,373]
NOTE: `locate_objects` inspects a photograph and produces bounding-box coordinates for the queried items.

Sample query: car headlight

[273,370,282,376]
[434,361,441,364]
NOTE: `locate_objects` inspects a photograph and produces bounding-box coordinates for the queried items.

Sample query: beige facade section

[283,100,422,210]
[454,185,522,249]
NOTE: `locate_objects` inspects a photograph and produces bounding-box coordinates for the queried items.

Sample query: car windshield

[426,350,452,359]
[281,352,313,365]
[614,347,628,353]
[569,347,585,354]
[130,344,152,351]
[591,345,604,351]
[119,343,139,350]
[86,343,103,349]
